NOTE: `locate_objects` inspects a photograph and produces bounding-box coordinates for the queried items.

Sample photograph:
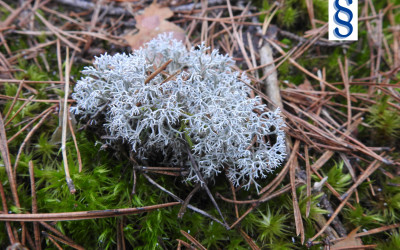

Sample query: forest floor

[0,0,400,249]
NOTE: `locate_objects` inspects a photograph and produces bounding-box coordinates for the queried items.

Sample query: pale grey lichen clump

[72,33,286,190]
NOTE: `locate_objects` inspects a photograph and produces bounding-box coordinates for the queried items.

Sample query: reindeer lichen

[71,33,286,190]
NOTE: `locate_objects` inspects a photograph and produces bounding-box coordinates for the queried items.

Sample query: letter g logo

[329,0,358,41]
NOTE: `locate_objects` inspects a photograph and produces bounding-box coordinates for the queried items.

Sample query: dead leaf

[125,3,185,50]
[332,227,364,250]
[298,78,314,91]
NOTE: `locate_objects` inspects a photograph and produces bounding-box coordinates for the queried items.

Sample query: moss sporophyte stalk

[71,33,286,191]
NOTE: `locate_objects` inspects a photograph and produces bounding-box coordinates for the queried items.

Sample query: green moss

[259,0,328,29]
[367,96,400,143]
[325,161,352,194]
[0,7,10,21]
[255,206,289,244]
[377,230,400,250]
[277,6,298,28]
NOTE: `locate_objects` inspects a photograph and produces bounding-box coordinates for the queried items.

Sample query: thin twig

[176,239,194,249]
[186,148,228,227]
[13,108,54,176]
[5,95,34,126]
[143,173,229,229]
[217,182,302,205]
[35,12,82,52]
[29,161,41,250]
[0,114,20,207]
[230,181,239,219]
[238,228,260,250]
[180,230,206,250]
[0,202,181,222]
[338,56,352,130]
[7,105,55,143]
[46,234,63,250]
[308,193,351,242]
[67,105,82,173]
[38,220,82,248]
[178,183,201,219]
[290,141,305,243]
[43,232,85,250]
[61,47,76,194]
[0,180,15,244]
[305,145,311,218]
[145,59,173,84]
[3,80,24,120]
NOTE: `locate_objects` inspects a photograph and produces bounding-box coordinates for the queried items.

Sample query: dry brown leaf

[298,78,314,91]
[125,3,185,50]
[332,227,363,250]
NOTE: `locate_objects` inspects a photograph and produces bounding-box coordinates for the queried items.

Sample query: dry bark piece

[125,3,185,50]
[260,43,282,110]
